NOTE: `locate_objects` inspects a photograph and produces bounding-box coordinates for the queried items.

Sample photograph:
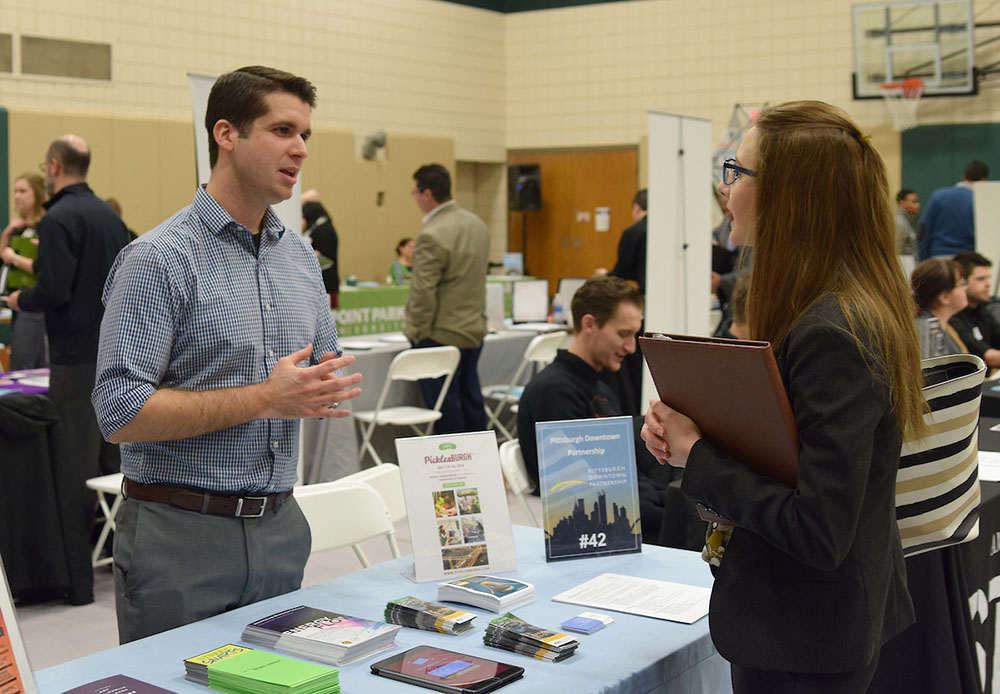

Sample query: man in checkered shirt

[92,66,362,643]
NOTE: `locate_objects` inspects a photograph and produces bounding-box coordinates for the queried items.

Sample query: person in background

[950,251,1000,368]
[92,66,361,642]
[6,135,130,606]
[894,188,920,278]
[726,275,750,340]
[597,189,647,293]
[912,258,968,358]
[105,197,138,242]
[0,173,48,369]
[404,163,489,434]
[301,189,339,308]
[642,101,924,692]
[594,189,648,415]
[516,276,675,540]
[390,237,414,285]
[918,160,989,260]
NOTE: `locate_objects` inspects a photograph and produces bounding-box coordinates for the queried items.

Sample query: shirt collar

[957,181,974,190]
[192,185,287,241]
[557,348,601,381]
[422,199,456,224]
[43,182,91,210]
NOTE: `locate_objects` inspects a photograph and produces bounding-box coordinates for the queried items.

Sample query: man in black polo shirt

[950,251,1000,369]
[6,134,129,605]
[516,276,676,540]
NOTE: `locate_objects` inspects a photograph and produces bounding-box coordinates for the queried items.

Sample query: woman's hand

[640,399,703,468]
[0,219,27,250]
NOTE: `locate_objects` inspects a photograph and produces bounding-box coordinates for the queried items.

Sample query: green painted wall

[901,123,1000,209]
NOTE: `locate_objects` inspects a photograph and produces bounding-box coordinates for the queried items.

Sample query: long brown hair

[747,101,925,435]
[15,173,45,225]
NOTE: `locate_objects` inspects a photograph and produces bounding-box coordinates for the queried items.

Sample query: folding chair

[333,463,407,524]
[85,472,124,568]
[482,330,567,441]
[354,346,460,465]
[293,481,400,568]
[498,440,540,528]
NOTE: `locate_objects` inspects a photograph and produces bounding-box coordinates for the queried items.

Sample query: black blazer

[681,295,914,673]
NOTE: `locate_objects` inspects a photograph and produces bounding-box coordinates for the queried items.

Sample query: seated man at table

[516,276,676,540]
[950,251,1000,370]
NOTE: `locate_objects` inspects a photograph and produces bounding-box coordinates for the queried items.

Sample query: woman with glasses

[912,258,969,358]
[0,173,48,369]
[641,101,925,693]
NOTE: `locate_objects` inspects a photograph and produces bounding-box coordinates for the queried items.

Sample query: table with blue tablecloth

[35,525,731,694]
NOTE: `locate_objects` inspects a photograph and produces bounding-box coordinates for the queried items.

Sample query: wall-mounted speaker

[508,164,541,211]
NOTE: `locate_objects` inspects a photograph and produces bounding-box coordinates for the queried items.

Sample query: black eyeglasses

[722,158,755,185]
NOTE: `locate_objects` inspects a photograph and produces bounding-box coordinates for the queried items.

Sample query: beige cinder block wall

[4,0,999,264]
[505,0,1000,195]
[2,0,505,282]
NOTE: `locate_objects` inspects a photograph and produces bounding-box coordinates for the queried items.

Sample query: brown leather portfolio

[639,333,800,495]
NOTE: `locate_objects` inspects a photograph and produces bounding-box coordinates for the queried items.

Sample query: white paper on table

[979,451,1000,482]
[379,333,410,343]
[396,431,517,583]
[551,572,710,624]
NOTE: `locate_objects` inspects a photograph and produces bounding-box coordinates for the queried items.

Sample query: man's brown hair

[570,276,643,334]
[205,66,316,168]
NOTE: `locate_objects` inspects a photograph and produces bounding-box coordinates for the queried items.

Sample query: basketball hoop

[880,77,924,132]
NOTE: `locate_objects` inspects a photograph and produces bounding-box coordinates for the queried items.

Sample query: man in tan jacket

[405,163,489,433]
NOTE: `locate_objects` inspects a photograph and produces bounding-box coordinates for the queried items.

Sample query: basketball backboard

[853,0,975,98]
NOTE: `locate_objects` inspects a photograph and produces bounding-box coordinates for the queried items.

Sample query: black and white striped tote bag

[897,353,986,557]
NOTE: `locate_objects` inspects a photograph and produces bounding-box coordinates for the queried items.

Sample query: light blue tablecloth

[36,526,731,694]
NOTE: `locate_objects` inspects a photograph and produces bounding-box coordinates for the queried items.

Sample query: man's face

[229,91,310,206]
[966,265,992,306]
[411,182,437,215]
[582,301,643,372]
[899,192,920,215]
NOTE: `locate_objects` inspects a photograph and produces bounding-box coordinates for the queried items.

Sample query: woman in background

[0,173,48,369]
[911,257,968,358]
[641,101,925,692]
[301,192,340,309]
[390,237,414,285]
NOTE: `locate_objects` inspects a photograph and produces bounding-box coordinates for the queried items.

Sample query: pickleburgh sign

[332,286,410,336]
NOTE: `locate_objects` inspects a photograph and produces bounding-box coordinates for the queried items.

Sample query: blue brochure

[536,416,642,561]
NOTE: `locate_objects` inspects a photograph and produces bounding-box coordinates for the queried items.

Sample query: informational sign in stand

[536,416,642,562]
[396,431,517,583]
[0,554,37,694]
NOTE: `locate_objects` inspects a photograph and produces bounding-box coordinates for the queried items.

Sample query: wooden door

[508,149,638,294]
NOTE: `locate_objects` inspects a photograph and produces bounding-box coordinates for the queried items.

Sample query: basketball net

[880,77,924,132]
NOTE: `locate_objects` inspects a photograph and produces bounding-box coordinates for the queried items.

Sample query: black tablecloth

[871,417,1000,693]
[0,392,70,601]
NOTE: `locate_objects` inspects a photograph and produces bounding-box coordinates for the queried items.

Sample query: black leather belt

[122,478,292,518]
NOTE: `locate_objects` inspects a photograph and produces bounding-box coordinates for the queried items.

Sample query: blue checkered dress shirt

[92,186,340,493]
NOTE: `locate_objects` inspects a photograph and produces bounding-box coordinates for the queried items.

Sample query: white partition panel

[974,181,1000,294]
[643,111,713,405]
[188,72,302,234]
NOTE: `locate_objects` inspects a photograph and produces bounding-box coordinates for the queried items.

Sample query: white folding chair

[354,346,460,466]
[482,330,567,441]
[498,440,540,528]
[293,481,400,568]
[330,463,407,524]
[85,472,124,568]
